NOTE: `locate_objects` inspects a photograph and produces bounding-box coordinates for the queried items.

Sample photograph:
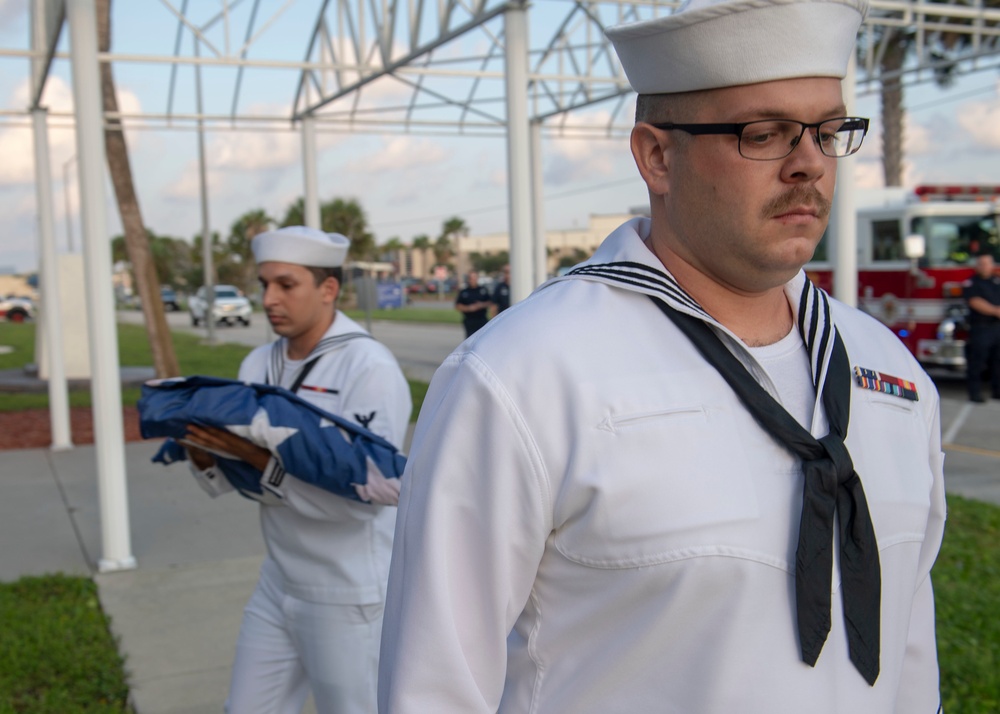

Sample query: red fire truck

[806,185,1000,371]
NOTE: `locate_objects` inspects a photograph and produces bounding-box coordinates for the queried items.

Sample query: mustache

[762,187,831,219]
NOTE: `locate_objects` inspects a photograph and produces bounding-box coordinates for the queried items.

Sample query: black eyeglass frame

[648,116,870,160]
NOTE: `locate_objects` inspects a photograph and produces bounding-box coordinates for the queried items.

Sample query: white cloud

[160,102,353,202]
[205,100,346,171]
[904,120,933,156]
[853,158,884,189]
[343,136,450,173]
[545,136,621,186]
[163,165,212,201]
[15,73,72,113]
[209,131,302,171]
[0,127,37,185]
[0,0,25,27]
[0,75,144,185]
[956,84,1000,149]
[543,110,624,186]
[0,186,40,273]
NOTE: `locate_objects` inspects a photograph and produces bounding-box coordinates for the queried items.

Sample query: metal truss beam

[10,0,1000,134]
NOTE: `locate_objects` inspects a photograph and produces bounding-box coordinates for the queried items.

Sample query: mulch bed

[0,406,145,451]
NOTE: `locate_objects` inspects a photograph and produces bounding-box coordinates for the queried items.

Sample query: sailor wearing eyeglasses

[378,1,945,712]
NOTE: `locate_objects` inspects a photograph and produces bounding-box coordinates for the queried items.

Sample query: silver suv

[189,285,252,327]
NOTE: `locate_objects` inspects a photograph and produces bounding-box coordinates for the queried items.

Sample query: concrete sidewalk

[2,439,267,714]
[1,395,998,713]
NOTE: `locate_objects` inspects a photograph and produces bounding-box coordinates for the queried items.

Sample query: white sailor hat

[251,226,350,268]
[605,0,868,95]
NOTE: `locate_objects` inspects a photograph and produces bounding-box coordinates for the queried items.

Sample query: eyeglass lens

[739,119,867,160]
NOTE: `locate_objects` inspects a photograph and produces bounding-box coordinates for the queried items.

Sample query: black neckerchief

[650,296,881,686]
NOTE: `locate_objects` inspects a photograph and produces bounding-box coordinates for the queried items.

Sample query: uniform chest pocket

[553,392,764,569]
[296,386,343,418]
[849,391,934,546]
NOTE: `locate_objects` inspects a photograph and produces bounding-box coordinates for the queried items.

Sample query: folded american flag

[138,376,406,502]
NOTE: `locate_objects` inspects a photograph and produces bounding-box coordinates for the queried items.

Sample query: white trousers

[226,568,383,714]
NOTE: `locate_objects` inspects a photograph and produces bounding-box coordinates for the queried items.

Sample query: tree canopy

[112,196,476,287]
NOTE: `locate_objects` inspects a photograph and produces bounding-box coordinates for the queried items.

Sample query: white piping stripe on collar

[792,276,837,393]
[568,261,711,319]
[267,332,372,387]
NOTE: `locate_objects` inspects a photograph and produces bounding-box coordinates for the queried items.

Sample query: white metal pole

[530,119,547,287]
[31,108,73,451]
[30,0,71,451]
[63,156,76,252]
[833,52,858,307]
[194,39,216,343]
[504,1,533,304]
[66,0,135,572]
[302,114,321,229]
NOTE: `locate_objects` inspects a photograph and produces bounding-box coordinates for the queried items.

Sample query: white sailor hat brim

[605,0,868,95]
[251,226,350,268]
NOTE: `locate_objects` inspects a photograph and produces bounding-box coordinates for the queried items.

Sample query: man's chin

[779,234,823,267]
[267,320,292,336]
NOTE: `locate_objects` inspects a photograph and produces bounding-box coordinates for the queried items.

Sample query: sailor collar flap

[268,319,373,388]
[550,218,839,396]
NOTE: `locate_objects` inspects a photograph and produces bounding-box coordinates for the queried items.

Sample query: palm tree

[435,216,468,267]
[280,197,376,262]
[381,237,406,274]
[228,209,273,293]
[861,3,1000,186]
[412,234,433,280]
[323,198,376,261]
[280,198,306,228]
[97,0,179,377]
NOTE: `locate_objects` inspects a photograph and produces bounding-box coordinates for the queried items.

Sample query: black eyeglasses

[649,117,870,160]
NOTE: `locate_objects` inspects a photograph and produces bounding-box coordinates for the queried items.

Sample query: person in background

[491,263,511,316]
[378,0,945,712]
[963,252,1000,402]
[183,226,411,714]
[454,271,492,337]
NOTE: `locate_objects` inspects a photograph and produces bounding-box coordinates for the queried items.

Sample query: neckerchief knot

[815,433,854,488]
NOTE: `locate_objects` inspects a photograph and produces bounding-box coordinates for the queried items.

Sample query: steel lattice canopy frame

[6,0,1000,137]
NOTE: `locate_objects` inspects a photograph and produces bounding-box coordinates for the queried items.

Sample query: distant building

[0,274,38,300]
[453,211,647,279]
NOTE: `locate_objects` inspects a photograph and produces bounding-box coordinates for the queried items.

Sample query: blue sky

[0,0,998,275]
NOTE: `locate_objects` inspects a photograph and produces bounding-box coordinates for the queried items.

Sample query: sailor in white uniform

[378,2,945,712]
[183,226,411,714]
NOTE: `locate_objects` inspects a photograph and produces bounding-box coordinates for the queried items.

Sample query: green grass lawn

[0,575,130,713]
[934,495,1000,712]
[343,306,461,324]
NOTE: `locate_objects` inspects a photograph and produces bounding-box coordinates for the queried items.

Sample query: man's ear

[630,123,673,196]
[323,276,340,304]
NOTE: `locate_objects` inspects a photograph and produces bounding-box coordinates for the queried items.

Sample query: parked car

[0,295,35,323]
[189,285,252,327]
[160,286,180,312]
[402,278,424,295]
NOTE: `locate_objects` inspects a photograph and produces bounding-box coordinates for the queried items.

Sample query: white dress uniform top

[195,310,410,714]
[239,312,411,605]
[378,218,945,713]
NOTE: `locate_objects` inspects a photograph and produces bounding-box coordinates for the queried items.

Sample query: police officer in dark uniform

[963,253,1000,402]
[491,264,511,316]
[455,271,492,338]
